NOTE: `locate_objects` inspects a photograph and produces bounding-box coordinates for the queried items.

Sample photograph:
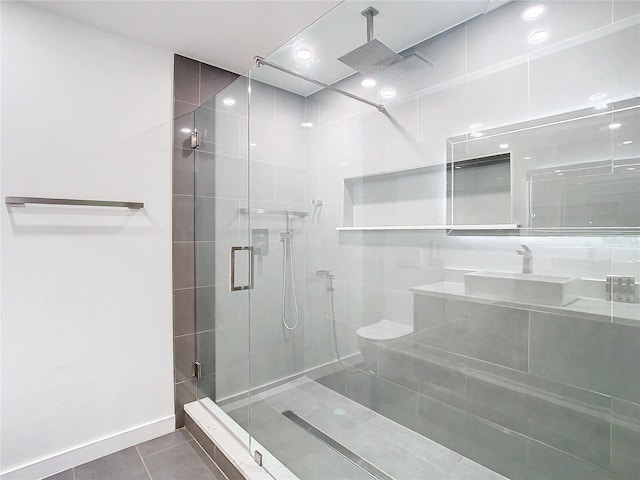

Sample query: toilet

[356,319,414,372]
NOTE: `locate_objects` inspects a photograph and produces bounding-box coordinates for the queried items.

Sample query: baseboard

[1,415,175,480]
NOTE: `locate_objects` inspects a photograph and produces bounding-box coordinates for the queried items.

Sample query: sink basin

[464,271,580,306]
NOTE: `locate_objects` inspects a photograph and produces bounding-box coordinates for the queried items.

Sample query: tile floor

[225,376,506,480]
[44,429,227,480]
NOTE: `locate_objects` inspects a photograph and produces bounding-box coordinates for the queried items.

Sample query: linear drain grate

[282,410,394,480]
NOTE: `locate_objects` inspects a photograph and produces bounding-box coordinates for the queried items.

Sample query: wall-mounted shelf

[239,208,308,217]
[336,224,520,232]
[5,196,143,209]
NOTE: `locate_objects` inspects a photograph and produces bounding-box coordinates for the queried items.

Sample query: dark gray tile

[74,447,149,480]
[612,398,640,478]
[200,63,238,106]
[195,286,214,332]
[43,469,74,480]
[194,196,215,241]
[212,447,243,480]
[466,374,611,469]
[184,413,216,465]
[174,55,200,105]
[172,242,194,289]
[417,299,529,371]
[526,439,620,480]
[144,440,224,480]
[173,195,194,242]
[174,100,197,119]
[196,373,216,399]
[174,288,195,336]
[175,380,197,428]
[530,311,640,403]
[174,334,195,383]
[195,152,215,198]
[195,330,215,377]
[173,147,194,196]
[173,111,195,151]
[195,242,215,287]
[137,429,192,458]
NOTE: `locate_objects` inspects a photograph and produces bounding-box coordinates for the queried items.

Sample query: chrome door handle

[230,246,254,291]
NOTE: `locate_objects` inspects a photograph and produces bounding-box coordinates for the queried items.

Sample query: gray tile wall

[173,54,237,427]
[407,291,638,476]
[299,2,639,477]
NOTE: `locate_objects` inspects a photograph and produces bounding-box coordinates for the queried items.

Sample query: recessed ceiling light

[589,92,607,101]
[301,122,313,128]
[296,48,313,61]
[470,131,483,138]
[181,128,192,133]
[522,5,545,20]
[627,167,636,171]
[528,30,549,43]
[524,156,532,160]
[499,143,509,149]
[608,123,622,130]
[594,102,610,110]
[222,97,235,106]
[554,169,562,173]
[557,173,564,176]
[622,140,633,145]
[380,87,396,99]
[361,78,376,88]
[455,166,462,169]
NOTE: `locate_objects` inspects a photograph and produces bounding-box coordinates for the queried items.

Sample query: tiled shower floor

[226,376,506,480]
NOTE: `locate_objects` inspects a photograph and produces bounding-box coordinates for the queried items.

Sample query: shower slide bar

[239,207,308,217]
[254,56,387,114]
[5,196,143,209]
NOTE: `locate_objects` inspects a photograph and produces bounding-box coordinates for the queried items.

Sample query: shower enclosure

[191,1,640,478]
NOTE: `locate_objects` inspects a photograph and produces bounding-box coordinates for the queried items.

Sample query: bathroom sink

[464,271,580,306]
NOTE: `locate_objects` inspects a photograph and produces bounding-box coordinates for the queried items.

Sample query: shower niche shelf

[339,165,519,232]
[341,165,444,228]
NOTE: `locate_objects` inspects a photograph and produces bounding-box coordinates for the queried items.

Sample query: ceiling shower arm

[362,6,378,42]
[254,56,386,113]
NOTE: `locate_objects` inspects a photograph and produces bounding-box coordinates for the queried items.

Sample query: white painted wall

[1,3,174,477]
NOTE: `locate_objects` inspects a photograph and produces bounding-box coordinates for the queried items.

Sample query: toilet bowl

[356,319,413,372]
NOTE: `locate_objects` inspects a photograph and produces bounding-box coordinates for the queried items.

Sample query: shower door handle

[230,246,254,291]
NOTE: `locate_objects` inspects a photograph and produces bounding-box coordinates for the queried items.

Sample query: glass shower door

[193,76,253,446]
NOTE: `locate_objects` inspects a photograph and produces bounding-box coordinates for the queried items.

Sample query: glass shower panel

[193,76,252,447]
[202,1,639,479]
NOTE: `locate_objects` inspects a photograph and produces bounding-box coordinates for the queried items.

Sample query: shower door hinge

[190,131,200,149]
[254,450,263,466]
[193,361,202,379]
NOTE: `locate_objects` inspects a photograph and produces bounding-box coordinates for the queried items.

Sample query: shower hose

[324,276,367,374]
[281,233,300,330]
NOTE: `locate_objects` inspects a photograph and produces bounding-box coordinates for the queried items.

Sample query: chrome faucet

[517,245,533,274]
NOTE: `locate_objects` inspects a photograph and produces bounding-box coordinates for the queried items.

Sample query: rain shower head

[338,7,403,75]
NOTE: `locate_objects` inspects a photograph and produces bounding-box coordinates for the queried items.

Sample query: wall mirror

[447,97,640,234]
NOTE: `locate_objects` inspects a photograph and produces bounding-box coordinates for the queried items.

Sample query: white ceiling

[27,0,342,75]
[28,0,508,96]
[253,0,493,95]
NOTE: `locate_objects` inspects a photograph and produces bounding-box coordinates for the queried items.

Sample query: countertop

[411,282,640,327]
